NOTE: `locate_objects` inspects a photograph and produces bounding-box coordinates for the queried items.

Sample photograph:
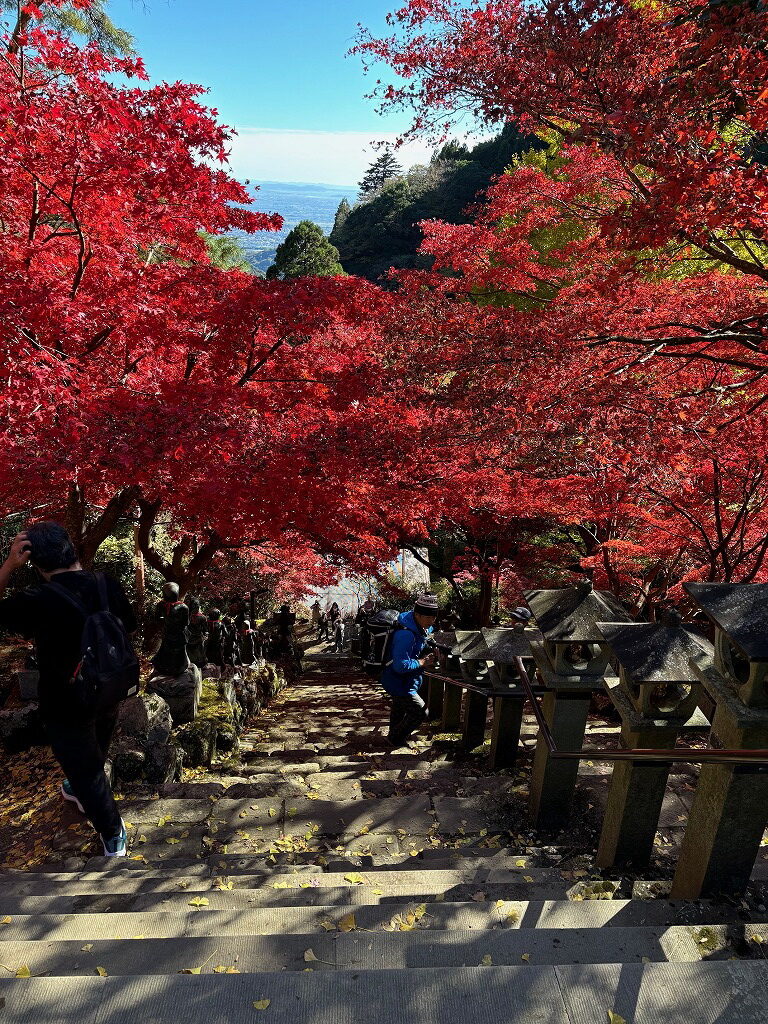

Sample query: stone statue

[222,599,247,666]
[151,583,190,677]
[186,596,209,669]
[205,607,226,669]
[238,619,257,666]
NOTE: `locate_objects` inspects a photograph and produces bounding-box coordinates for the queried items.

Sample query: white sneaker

[60,779,85,815]
[101,819,128,857]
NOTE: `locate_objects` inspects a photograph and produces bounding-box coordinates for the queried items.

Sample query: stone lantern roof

[455,632,491,661]
[597,621,713,684]
[479,626,542,663]
[524,581,632,642]
[684,582,768,661]
[450,630,483,657]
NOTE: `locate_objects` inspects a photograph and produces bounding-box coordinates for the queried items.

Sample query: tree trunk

[8,11,32,55]
[477,570,493,628]
[134,523,146,617]
[136,497,224,597]
[65,482,140,567]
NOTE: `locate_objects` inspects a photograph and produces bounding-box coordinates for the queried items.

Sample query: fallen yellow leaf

[0,917,11,926]
[15,965,31,978]
[81,944,93,952]
[480,954,493,966]
[521,953,531,963]
[304,949,319,962]
[337,913,357,933]
[213,965,240,974]
[95,967,107,977]
[188,897,210,907]
[253,999,271,1010]
[607,1012,627,1024]
[344,873,365,885]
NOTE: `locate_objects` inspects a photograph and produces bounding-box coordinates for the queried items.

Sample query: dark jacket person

[0,523,137,856]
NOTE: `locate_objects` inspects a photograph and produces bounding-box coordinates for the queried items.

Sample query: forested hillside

[330,125,543,281]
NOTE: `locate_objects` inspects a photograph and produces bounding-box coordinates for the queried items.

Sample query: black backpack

[48,574,140,712]
[361,609,419,678]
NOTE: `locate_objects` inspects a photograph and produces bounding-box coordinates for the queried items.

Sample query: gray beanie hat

[414,593,439,614]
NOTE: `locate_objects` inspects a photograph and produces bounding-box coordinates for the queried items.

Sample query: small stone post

[595,616,712,868]
[525,582,633,831]
[672,583,768,897]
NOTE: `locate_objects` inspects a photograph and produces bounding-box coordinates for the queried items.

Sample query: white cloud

[227,128,436,187]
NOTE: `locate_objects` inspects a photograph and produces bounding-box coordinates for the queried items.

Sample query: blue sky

[107,0,439,185]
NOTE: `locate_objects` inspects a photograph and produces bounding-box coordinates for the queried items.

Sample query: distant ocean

[231,180,359,274]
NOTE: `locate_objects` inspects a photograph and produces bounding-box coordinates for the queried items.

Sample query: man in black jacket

[0,523,137,857]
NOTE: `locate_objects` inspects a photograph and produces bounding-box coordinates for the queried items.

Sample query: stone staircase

[1,645,767,1022]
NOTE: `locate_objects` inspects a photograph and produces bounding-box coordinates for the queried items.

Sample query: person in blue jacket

[380,593,439,748]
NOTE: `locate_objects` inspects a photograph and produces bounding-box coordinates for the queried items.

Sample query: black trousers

[388,692,427,743]
[44,706,122,839]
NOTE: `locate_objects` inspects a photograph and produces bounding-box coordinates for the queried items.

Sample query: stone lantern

[595,614,712,868]
[427,629,475,728]
[449,625,542,764]
[672,582,768,897]
[524,581,633,830]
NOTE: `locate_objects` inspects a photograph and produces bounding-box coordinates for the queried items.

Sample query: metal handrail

[424,669,547,699]
[512,656,768,766]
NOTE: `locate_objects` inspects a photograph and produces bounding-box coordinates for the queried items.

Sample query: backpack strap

[95,573,109,613]
[48,573,109,617]
[47,580,89,617]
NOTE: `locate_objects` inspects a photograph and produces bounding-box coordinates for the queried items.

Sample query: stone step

[0,901,502,940]
[0,923,760,978]
[0,895,756,931]
[0,866,570,900]
[2,961,768,1023]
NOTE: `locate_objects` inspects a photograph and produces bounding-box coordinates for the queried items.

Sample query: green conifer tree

[5,0,134,55]
[331,198,352,240]
[266,221,345,280]
[201,233,253,273]
[358,149,403,199]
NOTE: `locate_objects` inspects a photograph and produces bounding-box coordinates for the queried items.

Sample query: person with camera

[0,523,138,857]
[380,593,439,749]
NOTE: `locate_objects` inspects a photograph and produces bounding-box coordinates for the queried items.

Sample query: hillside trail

[2,634,768,1021]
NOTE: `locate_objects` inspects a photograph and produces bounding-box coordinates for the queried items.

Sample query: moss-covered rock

[176,718,216,768]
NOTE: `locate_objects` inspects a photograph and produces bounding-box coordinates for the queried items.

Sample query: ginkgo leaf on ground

[607,1012,627,1024]
[188,897,209,907]
[337,913,357,932]
[344,872,365,884]
[0,917,11,925]
[213,965,240,974]
[95,967,107,977]
[480,954,493,966]
[253,999,271,1010]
